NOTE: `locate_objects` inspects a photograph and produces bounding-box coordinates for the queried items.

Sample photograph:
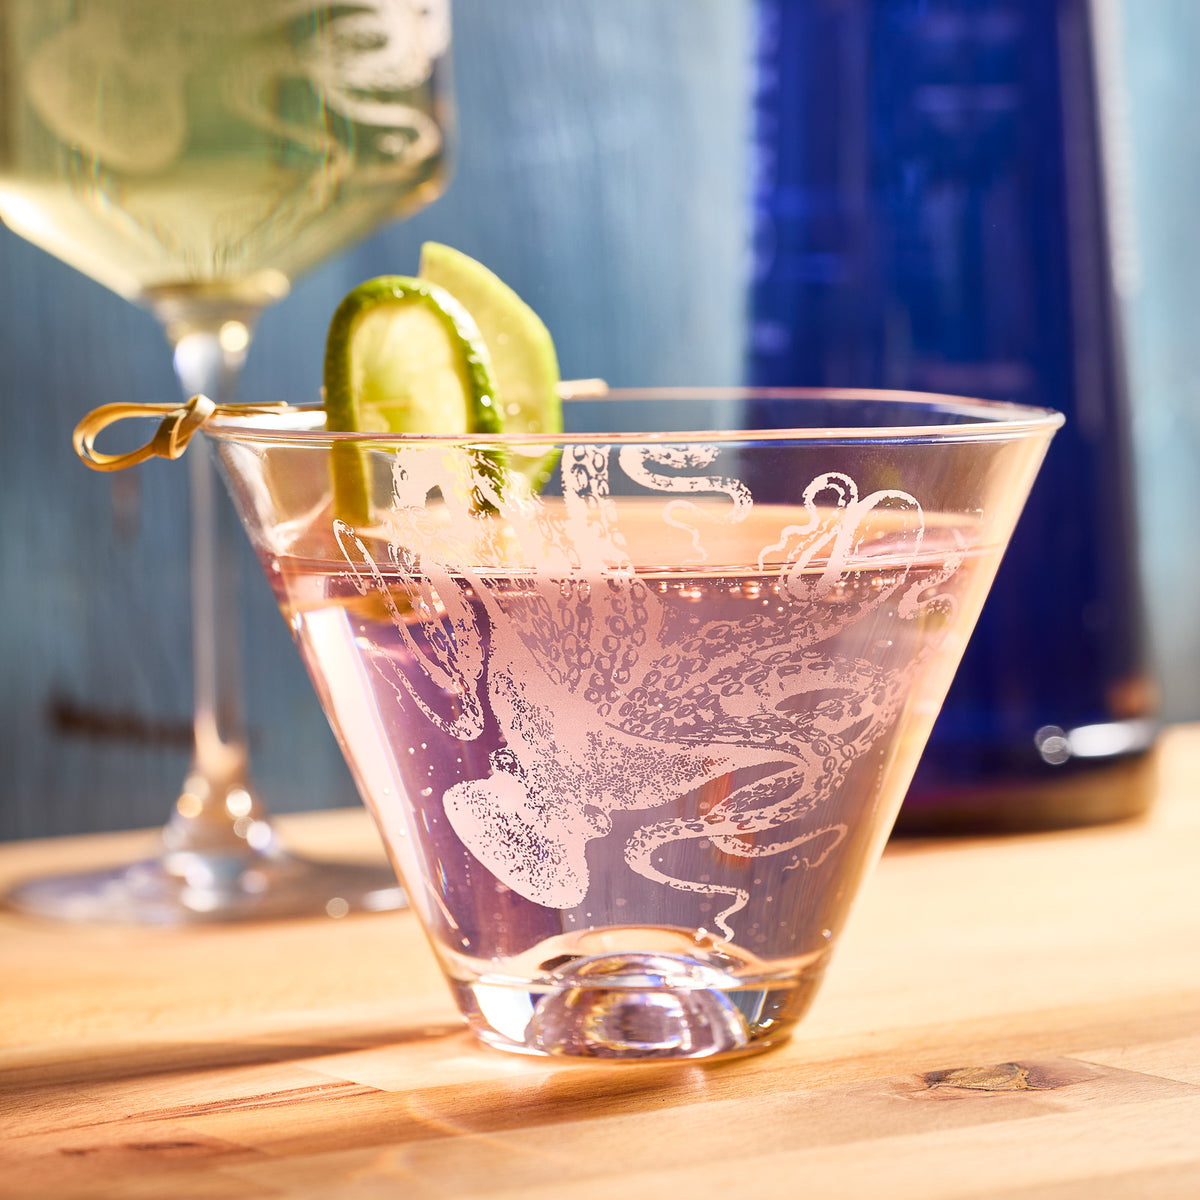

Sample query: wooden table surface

[2,729,1199,1200]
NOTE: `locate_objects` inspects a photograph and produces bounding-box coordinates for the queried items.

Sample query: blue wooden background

[1114,0,1200,729]
[2,0,1196,840]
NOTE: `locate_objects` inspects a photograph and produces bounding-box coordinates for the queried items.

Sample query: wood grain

[2,725,1200,1199]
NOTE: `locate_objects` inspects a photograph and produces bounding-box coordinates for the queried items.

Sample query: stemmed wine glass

[0,0,453,921]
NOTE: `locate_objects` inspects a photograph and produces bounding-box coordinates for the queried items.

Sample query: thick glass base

[452,931,829,1061]
[5,847,405,925]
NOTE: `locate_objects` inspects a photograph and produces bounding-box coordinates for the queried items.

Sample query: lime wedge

[419,243,562,484]
[323,276,501,523]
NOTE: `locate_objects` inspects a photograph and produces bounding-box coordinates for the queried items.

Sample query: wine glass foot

[5,850,406,925]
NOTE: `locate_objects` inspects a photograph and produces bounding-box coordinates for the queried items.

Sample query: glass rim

[202,387,1065,446]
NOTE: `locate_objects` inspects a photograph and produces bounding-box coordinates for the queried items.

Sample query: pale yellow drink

[0,0,451,311]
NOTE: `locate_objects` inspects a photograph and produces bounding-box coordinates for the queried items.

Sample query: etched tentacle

[334,520,485,738]
[618,444,752,564]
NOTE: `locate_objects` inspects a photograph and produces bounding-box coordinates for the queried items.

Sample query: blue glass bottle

[748,0,1157,830]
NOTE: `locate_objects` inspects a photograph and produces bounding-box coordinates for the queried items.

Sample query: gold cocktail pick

[73,396,291,472]
[73,379,610,473]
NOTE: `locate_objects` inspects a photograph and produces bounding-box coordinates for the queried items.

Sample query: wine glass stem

[164,320,273,857]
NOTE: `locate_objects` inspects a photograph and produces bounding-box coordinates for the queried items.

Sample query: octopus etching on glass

[334,443,962,938]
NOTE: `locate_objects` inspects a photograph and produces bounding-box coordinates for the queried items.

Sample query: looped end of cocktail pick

[73,396,288,472]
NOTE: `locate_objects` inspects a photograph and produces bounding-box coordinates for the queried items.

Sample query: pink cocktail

[208,389,1060,1059]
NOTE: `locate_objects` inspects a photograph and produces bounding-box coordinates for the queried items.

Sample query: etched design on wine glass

[334,444,966,940]
[302,0,451,126]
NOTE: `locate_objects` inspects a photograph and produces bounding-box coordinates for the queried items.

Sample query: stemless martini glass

[105,387,1055,1057]
[0,0,453,921]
